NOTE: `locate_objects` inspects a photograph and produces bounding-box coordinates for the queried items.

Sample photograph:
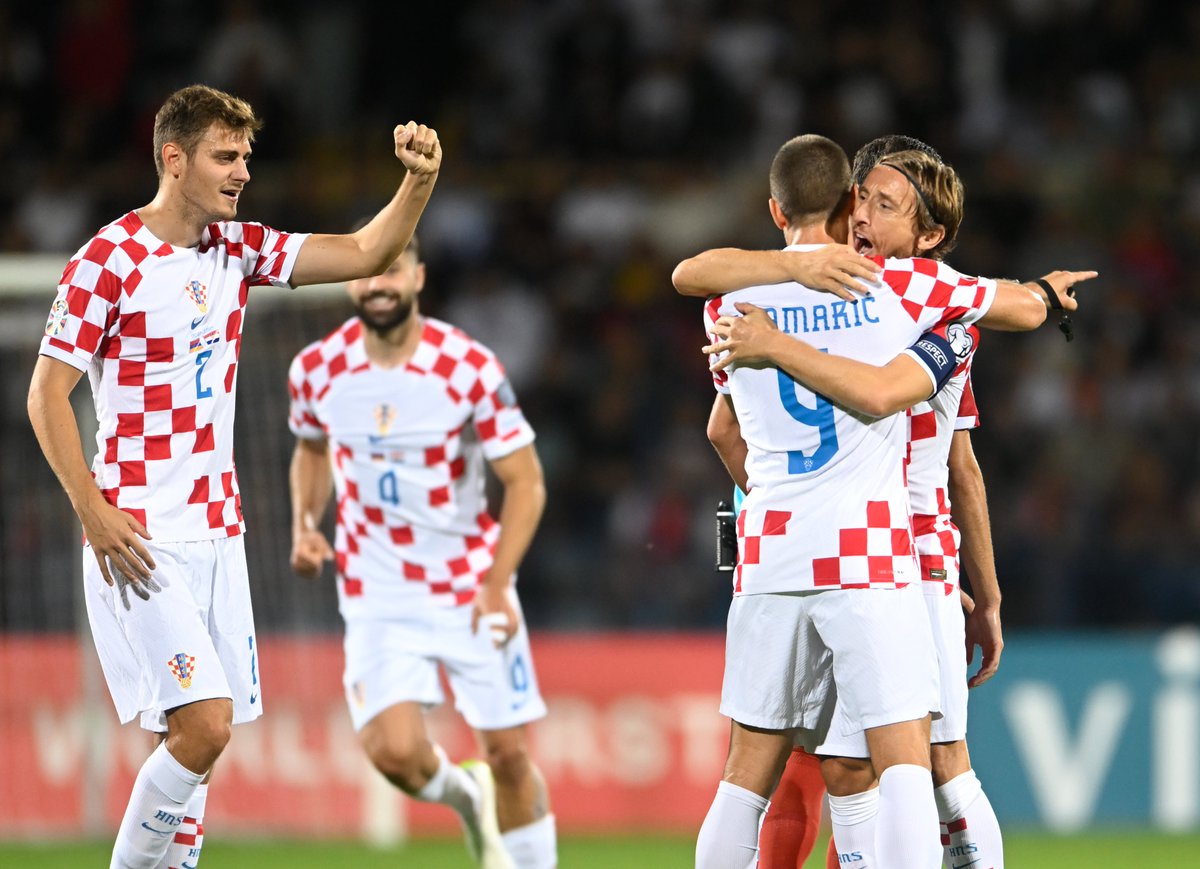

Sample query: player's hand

[394,122,442,176]
[472,582,520,649]
[291,529,333,579]
[785,245,878,302]
[1036,270,1098,312]
[703,303,784,372]
[964,601,1003,688]
[79,500,156,588]
[110,557,164,611]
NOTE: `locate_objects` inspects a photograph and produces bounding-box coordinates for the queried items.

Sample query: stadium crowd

[2,0,1199,631]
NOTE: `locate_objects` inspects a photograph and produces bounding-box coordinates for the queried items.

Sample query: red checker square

[429,581,453,595]
[188,477,209,504]
[363,506,384,524]
[403,562,426,580]
[429,486,450,507]
[448,457,466,479]
[224,363,236,393]
[143,435,172,460]
[454,590,475,606]
[117,310,147,337]
[116,413,144,437]
[901,298,924,323]
[342,578,363,596]
[346,534,359,555]
[119,461,146,487]
[143,385,173,411]
[448,557,470,576]
[335,552,347,573]
[345,480,359,501]
[467,382,486,404]
[476,418,497,441]
[225,522,242,537]
[82,235,117,267]
[425,325,446,346]
[761,510,791,536]
[741,536,761,565]
[433,354,456,379]
[389,526,414,545]
[118,358,146,386]
[812,557,841,586]
[122,269,143,296]
[839,528,869,555]
[126,507,147,530]
[301,349,323,372]
[910,411,937,442]
[221,472,235,496]
[101,335,122,359]
[172,406,197,432]
[464,348,488,370]
[145,337,175,362]
[866,501,891,527]
[329,354,348,377]
[194,424,215,452]
[867,556,896,580]
[207,501,226,529]
[226,308,243,341]
[47,337,76,356]
[424,445,446,465]
[75,321,103,354]
[104,437,119,464]
[891,528,912,554]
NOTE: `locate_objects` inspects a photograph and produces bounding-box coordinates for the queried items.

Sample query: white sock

[415,744,480,820]
[157,783,207,869]
[695,780,769,869]
[501,814,557,869]
[936,770,1004,869]
[875,765,941,869]
[110,743,205,869]
[828,788,880,869]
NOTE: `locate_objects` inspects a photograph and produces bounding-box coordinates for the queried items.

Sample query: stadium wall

[1,628,1197,840]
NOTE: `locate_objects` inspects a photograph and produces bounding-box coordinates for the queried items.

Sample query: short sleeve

[38,240,123,371]
[236,222,310,289]
[287,346,326,440]
[471,350,536,461]
[956,370,980,430]
[880,257,997,333]
[704,296,730,395]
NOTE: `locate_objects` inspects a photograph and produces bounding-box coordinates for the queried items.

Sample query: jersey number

[194,350,213,399]
[777,369,839,474]
[379,470,400,507]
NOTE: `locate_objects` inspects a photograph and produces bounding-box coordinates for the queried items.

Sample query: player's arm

[27,356,156,586]
[290,123,441,287]
[672,245,880,303]
[948,430,1003,687]
[981,270,1097,331]
[707,394,749,493]
[704,303,945,418]
[475,443,547,644]
[289,437,335,578]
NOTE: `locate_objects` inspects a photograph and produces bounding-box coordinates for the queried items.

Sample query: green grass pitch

[2,831,1199,866]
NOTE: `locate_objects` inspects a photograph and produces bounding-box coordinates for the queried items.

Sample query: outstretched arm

[983,270,1097,331]
[291,122,442,286]
[289,437,335,578]
[948,430,1003,687]
[673,245,880,302]
[474,444,546,645]
[704,304,938,418]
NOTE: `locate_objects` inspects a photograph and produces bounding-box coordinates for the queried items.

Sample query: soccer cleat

[459,760,514,869]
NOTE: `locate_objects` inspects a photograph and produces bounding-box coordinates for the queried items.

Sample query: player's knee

[486,739,533,790]
[361,732,424,788]
[821,756,876,797]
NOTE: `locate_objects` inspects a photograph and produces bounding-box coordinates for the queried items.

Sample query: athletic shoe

[459,760,515,869]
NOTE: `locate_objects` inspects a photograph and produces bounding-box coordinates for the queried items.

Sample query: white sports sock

[695,780,769,869]
[875,765,941,869]
[157,783,207,869]
[828,787,880,869]
[935,770,1004,869]
[415,744,480,820]
[501,814,557,869]
[110,743,204,869]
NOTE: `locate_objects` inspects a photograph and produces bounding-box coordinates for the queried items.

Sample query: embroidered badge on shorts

[168,653,197,689]
[44,299,69,336]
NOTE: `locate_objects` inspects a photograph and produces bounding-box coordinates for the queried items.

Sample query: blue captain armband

[906,330,957,396]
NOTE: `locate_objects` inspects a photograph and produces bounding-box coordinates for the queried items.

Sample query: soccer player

[287,235,554,869]
[26,84,441,869]
[689,134,1091,869]
[689,143,1089,868]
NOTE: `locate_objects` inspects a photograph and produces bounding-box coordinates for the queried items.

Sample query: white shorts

[928,587,968,744]
[83,537,262,733]
[721,585,939,741]
[342,588,547,732]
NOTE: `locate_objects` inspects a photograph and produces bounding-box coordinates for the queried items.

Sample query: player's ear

[414,262,426,293]
[162,142,184,179]
[915,225,945,255]
[768,198,788,231]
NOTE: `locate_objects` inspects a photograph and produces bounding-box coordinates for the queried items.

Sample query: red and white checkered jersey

[705,247,995,595]
[38,211,307,541]
[288,316,535,616]
[908,323,982,596]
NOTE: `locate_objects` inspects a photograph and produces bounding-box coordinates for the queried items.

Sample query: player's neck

[783,221,845,247]
[137,192,211,248]
[363,314,423,369]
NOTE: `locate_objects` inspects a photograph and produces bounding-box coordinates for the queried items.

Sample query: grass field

[3,831,1200,867]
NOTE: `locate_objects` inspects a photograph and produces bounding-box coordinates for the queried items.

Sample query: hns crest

[168,653,196,689]
[184,280,208,314]
[374,402,397,437]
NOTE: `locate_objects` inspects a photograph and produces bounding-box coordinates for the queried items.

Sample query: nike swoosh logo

[367,434,389,444]
[141,822,174,836]
[249,693,258,704]
[952,860,981,869]
[191,317,204,329]
[182,862,198,869]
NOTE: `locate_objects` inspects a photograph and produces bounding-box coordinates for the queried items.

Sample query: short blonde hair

[152,84,262,178]
[876,149,964,260]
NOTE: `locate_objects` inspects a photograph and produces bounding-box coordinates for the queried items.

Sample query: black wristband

[1034,278,1074,342]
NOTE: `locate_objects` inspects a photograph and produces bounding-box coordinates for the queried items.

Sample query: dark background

[2,0,1198,632]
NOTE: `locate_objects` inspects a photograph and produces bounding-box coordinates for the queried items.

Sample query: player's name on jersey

[757,297,880,336]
